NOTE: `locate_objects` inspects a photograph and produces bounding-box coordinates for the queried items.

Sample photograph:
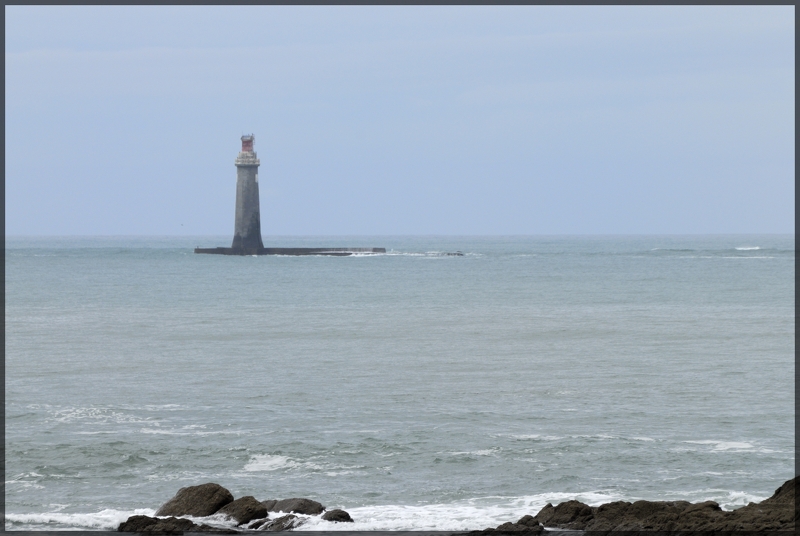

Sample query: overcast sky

[5,6,794,236]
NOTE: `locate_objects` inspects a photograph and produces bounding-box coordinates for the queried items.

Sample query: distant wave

[241,453,366,475]
[680,440,776,454]
[243,454,303,472]
[684,440,754,451]
[735,246,760,250]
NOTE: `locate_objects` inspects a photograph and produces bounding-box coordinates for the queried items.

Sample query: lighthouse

[231,134,264,251]
[194,135,386,256]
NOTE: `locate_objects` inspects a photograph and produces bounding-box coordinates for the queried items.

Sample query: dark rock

[216,495,269,525]
[258,514,306,531]
[496,521,543,534]
[464,522,543,535]
[119,515,189,533]
[269,498,324,515]
[155,483,234,517]
[682,500,721,515]
[765,476,796,506]
[493,522,532,533]
[118,515,157,532]
[194,525,240,534]
[586,500,633,532]
[712,477,796,531]
[118,515,199,533]
[462,516,542,536]
[117,514,240,533]
[523,476,797,533]
[260,500,278,511]
[515,515,540,528]
[532,499,593,530]
[248,518,270,530]
[321,509,353,522]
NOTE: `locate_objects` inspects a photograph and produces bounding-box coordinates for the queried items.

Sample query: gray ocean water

[5,235,795,531]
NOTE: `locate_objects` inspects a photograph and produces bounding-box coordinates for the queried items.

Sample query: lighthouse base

[194,247,386,256]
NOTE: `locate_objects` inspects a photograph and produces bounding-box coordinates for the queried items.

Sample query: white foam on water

[449,448,500,456]
[735,246,760,250]
[379,251,476,258]
[722,490,769,508]
[140,404,183,410]
[5,481,45,490]
[683,440,756,451]
[139,428,187,435]
[293,501,542,531]
[242,453,366,474]
[500,434,565,441]
[6,472,47,490]
[179,513,244,530]
[319,491,622,531]
[571,434,618,440]
[243,454,299,471]
[664,489,768,511]
[713,442,755,451]
[5,508,156,531]
[50,406,155,425]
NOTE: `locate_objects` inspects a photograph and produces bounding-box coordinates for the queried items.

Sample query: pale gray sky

[5,6,794,235]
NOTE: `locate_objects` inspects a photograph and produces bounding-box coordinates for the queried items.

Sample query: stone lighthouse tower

[231,134,264,251]
[194,134,386,256]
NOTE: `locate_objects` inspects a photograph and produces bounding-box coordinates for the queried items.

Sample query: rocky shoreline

[118,477,796,533]
[118,483,353,533]
[467,477,796,535]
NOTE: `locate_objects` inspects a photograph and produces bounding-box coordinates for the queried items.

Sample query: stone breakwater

[118,477,796,533]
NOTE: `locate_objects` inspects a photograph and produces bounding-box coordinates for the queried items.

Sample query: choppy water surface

[5,235,794,530]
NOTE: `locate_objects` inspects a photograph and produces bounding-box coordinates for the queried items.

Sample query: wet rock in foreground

[259,499,277,511]
[216,495,269,525]
[466,514,544,535]
[321,508,354,522]
[258,513,306,531]
[474,476,796,534]
[268,497,325,515]
[119,515,195,533]
[533,499,593,529]
[155,483,234,517]
[117,515,238,533]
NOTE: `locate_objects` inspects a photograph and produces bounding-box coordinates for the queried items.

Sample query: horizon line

[4,233,795,238]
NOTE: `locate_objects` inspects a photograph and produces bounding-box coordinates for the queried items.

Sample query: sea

[4,235,795,531]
